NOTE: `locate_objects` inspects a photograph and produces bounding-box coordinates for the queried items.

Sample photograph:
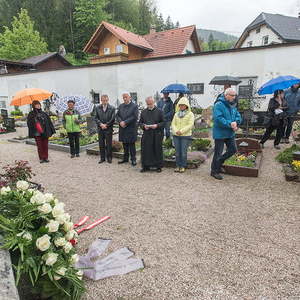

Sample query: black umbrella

[209,76,242,86]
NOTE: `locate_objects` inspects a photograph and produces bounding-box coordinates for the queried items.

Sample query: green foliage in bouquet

[275,144,300,164]
[191,138,211,151]
[0,182,85,300]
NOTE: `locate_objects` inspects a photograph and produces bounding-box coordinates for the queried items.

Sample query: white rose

[54,275,61,280]
[16,180,29,191]
[23,232,32,241]
[44,193,54,203]
[76,270,83,280]
[0,186,11,195]
[46,220,60,233]
[53,198,59,205]
[44,253,58,266]
[27,188,35,193]
[52,203,65,218]
[70,254,79,264]
[54,237,67,247]
[65,230,76,241]
[64,213,71,222]
[36,234,51,251]
[38,203,52,214]
[63,242,73,253]
[63,222,74,232]
[55,214,68,225]
[30,192,46,205]
[56,267,67,276]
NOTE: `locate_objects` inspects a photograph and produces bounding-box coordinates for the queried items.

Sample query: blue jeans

[164,121,171,139]
[211,137,237,174]
[173,136,191,168]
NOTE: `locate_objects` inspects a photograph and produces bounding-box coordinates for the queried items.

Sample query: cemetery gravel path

[1,128,300,300]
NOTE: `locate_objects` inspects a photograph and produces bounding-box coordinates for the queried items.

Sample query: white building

[1,42,300,113]
[235,13,300,48]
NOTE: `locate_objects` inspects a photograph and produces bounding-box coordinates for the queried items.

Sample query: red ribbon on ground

[76,216,111,234]
[74,216,90,229]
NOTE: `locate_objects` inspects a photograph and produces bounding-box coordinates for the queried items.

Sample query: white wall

[241,25,282,48]
[1,43,300,113]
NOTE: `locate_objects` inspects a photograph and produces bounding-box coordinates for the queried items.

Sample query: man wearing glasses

[211,88,242,180]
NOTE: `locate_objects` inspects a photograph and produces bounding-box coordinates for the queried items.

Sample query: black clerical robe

[139,107,165,168]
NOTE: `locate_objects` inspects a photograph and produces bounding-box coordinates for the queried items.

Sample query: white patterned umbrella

[54,95,94,115]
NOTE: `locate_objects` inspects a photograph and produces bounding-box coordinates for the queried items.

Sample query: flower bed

[0,161,85,299]
[222,138,263,177]
[163,138,214,169]
[276,145,300,182]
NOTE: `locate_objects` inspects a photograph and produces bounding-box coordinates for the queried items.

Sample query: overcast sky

[156,0,300,36]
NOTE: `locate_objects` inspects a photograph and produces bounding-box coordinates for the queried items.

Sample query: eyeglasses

[228,94,236,97]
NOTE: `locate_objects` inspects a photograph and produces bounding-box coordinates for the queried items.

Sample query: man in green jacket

[63,100,82,158]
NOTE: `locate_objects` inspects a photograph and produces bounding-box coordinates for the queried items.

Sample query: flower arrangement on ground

[0,182,85,299]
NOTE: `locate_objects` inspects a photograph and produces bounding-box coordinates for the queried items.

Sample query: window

[256,28,260,34]
[262,36,269,45]
[130,92,137,103]
[187,83,204,94]
[247,41,253,47]
[104,48,110,55]
[116,45,123,53]
[0,64,7,74]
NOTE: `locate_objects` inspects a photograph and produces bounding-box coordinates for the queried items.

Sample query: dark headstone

[293,151,300,161]
[236,138,262,153]
[1,109,8,118]
[86,116,97,135]
[3,118,15,130]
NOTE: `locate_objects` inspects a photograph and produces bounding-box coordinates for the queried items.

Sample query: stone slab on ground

[0,238,19,300]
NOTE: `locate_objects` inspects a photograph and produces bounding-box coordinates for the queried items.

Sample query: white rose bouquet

[0,183,85,299]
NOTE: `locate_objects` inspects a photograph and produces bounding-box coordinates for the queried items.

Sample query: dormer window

[116,45,123,53]
[247,41,253,47]
[104,48,110,55]
[262,35,269,45]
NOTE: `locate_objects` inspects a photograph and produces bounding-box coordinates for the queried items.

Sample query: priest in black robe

[139,96,165,173]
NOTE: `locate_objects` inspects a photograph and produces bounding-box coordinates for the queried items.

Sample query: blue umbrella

[161,83,191,94]
[54,95,94,115]
[258,76,300,95]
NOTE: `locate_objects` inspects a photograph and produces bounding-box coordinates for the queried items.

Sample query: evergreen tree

[164,16,174,30]
[0,8,48,60]
[175,21,180,28]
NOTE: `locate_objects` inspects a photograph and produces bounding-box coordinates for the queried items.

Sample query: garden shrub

[275,144,300,164]
[191,138,211,151]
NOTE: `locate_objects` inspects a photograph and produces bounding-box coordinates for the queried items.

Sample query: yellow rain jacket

[171,97,194,136]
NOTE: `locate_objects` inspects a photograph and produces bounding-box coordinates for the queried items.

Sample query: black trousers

[98,130,113,160]
[211,137,237,174]
[68,132,80,155]
[283,116,294,139]
[260,121,284,146]
[123,142,136,162]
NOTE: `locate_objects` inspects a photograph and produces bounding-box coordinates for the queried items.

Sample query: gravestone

[3,118,15,130]
[1,109,8,118]
[86,116,97,135]
[236,138,262,153]
[195,118,208,129]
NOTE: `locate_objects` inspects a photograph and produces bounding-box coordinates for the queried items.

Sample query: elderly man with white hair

[116,92,139,166]
[139,96,165,172]
[211,88,242,180]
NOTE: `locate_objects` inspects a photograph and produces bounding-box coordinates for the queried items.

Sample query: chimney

[149,25,156,34]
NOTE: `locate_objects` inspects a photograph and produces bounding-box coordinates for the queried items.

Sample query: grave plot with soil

[163,138,214,169]
[86,140,141,159]
[276,144,300,182]
[223,138,263,177]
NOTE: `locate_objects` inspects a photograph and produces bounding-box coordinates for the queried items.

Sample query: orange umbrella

[10,88,52,106]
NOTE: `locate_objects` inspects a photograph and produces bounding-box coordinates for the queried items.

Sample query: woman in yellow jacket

[171,97,194,173]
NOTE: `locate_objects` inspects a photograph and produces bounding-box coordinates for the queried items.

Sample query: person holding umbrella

[259,89,287,149]
[157,92,173,139]
[63,100,82,158]
[27,100,55,163]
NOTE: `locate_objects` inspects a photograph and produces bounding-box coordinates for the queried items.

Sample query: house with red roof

[83,21,201,64]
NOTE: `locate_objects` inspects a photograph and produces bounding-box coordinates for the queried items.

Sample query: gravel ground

[1,128,300,300]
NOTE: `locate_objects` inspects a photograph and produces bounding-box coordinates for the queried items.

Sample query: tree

[164,16,174,30]
[0,8,48,60]
[175,21,180,28]
[208,33,214,50]
[155,13,164,31]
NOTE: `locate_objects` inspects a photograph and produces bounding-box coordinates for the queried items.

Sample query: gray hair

[224,88,236,96]
[122,91,130,97]
[145,96,154,102]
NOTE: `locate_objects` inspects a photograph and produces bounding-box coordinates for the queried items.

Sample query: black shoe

[274,145,281,150]
[76,154,80,157]
[211,173,223,180]
[131,160,137,166]
[285,138,290,144]
[140,168,148,173]
[71,155,75,158]
[98,159,105,164]
[44,159,49,163]
[107,158,112,164]
[118,160,128,164]
[156,168,162,173]
[40,160,45,163]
